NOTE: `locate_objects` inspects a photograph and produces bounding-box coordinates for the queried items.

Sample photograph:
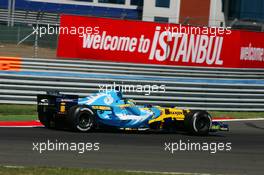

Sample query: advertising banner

[0,57,21,71]
[57,15,264,68]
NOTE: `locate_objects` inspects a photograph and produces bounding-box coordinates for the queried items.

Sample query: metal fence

[0,24,57,58]
[1,0,263,59]
[1,57,264,111]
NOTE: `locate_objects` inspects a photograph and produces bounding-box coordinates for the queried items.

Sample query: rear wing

[37,92,78,115]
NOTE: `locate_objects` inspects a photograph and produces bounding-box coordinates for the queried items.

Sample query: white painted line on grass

[3,165,25,169]
[213,118,264,122]
[0,126,44,128]
[126,170,212,175]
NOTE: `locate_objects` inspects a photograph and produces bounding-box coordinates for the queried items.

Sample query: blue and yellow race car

[37,90,228,135]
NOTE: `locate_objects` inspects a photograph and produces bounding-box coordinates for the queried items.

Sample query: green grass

[0,104,263,121]
[0,166,176,175]
[0,105,37,115]
[210,111,264,119]
[0,115,36,121]
[0,104,37,121]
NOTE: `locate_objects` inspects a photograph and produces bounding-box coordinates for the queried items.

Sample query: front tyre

[184,110,212,136]
[68,105,95,132]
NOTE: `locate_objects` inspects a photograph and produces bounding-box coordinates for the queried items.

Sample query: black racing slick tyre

[184,110,212,136]
[67,105,95,132]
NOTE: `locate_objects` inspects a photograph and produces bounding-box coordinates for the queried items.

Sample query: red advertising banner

[57,15,264,68]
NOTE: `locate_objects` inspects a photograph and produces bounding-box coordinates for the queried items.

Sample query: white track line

[126,170,212,175]
[213,118,264,122]
[3,165,25,169]
[0,126,43,128]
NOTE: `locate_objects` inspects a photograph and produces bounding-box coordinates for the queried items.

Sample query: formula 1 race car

[37,90,228,135]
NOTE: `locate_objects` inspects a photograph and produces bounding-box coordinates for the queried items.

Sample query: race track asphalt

[0,120,264,175]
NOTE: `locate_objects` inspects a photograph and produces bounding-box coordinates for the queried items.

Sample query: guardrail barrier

[1,57,264,111]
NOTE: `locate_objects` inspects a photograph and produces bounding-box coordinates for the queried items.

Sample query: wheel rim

[196,118,207,130]
[77,113,92,130]
[195,115,210,131]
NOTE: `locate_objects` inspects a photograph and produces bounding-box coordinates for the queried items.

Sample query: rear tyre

[68,105,95,132]
[184,110,212,136]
